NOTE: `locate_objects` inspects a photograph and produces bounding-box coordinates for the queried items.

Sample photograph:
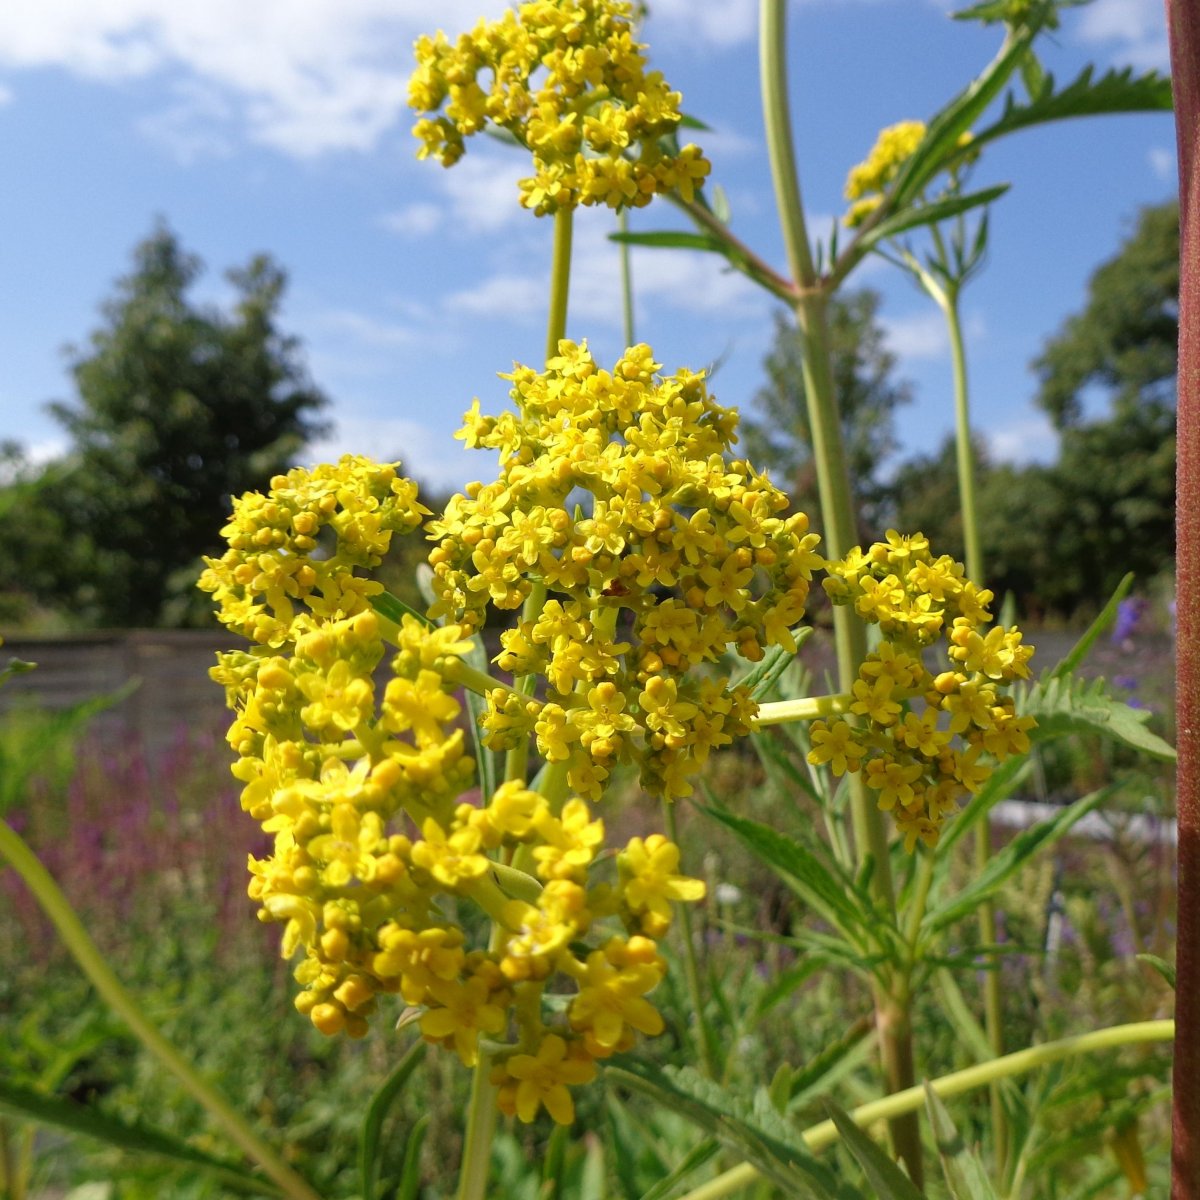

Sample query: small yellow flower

[494,1034,597,1124]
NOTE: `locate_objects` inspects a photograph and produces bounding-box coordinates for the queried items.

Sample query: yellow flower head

[813,531,1035,850]
[409,0,709,214]
[431,340,822,800]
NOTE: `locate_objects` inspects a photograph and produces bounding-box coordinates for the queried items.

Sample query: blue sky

[0,0,1175,495]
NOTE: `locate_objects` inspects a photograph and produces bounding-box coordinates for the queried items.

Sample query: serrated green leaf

[637,1138,720,1200]
[1020,671,1176,760]
[923,784,1116,934]
[890,29,1034,208]
[607,1062,843,1198]
[826,1102,924,1200]
[701,805,868,936]
[359,1040,425,1200]
[971,65,1173,151]
[858,184,1009,253]
[609,230,728,252]
[924,1085,1000,1200]
[1049,574,1133,678]
[1137,953,1176,989]
[787,1016,874,1106]
[0,1080,277,1194]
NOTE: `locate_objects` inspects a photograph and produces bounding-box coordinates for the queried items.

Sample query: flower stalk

[674,1020,1175,1200]
[759,0,916,1180]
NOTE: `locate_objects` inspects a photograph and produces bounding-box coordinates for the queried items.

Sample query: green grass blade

[358,1040,425,1200]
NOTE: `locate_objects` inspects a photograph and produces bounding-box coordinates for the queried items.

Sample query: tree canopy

[740,291,912,541]
[0,224,330,627]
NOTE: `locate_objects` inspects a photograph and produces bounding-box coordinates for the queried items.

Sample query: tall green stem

[944,286,1006,1173]
[759,0,916,1180]
[617,208,636,348]
[663,800,718,1079]
[674,1020,1174,1200]
[0,820,322,1200]
[546,207,574,361]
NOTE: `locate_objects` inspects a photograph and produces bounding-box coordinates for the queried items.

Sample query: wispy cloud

[986,415,1057,465]
[305,414,472,491]
[1148,146,1176,182]
[881,309,949,361]
[1074,0,1169,72]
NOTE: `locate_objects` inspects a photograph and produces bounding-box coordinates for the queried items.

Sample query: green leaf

[397,1114,429,1200]
[609,230,729,253]
[923,784,1115,934]
[924,1085,1000,1200]
[890,28,1034,208]
[733,628,814,699]
[858,184,1010,254]
[607,1062,844,1199]
[787,1016,875,1106]
[1019,671,1176,760]
[825,1102,924,1200]
[1049,574,1133,678]
[0,656,36,686]
[934,756,1029,858]
[1137,953,1176,989]
[971,65,1173,151]
[636,1139,720,1200]
[370,588,435,629]
[0,1079,277,1195]
[358,1040,426,1200]
[579,1134,607,1200]
[700,805,869,937]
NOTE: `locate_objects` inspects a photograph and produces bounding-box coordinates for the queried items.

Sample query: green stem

[546,207,574,361]
[455,1045,499,1200]
[945,288,983,582]
[943,284,1006,1174]
[759,0,913,1178]
[617,208,636,348]
[673,1020,1175,1200]
[0,819,322,1200]
[752,693,850,727]
[663,800,718,1079]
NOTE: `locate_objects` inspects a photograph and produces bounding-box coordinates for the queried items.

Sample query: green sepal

[924,1084,1000,1200]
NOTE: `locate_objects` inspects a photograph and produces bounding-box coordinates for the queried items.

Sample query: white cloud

[1148,145,1176,181]
[379,203,442,238]
[0,1,514,157]
[305,414,471,491]
[881,309,948,361]
[0,82,13,106]
[448,273,546,319]
[985,415,1057,465]
[645,0,758,48]
[312,309,420,349]
[1075,0,1169,71]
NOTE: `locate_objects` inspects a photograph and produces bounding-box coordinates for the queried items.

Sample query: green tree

[741,291,912,540]
[891,201,1179,617]
[1,224,330,627]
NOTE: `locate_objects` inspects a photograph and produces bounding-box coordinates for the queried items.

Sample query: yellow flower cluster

[809,531,1035,850]
[203,463,706,1124]
[198,456,429,647]
[842,119,926,227]
[408,0,710,214]
[427,340,824,801]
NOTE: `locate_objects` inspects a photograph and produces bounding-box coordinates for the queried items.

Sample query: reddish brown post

[1169,3,1200,1195]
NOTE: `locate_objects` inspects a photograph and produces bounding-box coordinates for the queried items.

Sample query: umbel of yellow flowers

[408,0,710,214]
[199,346,1032,1124]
